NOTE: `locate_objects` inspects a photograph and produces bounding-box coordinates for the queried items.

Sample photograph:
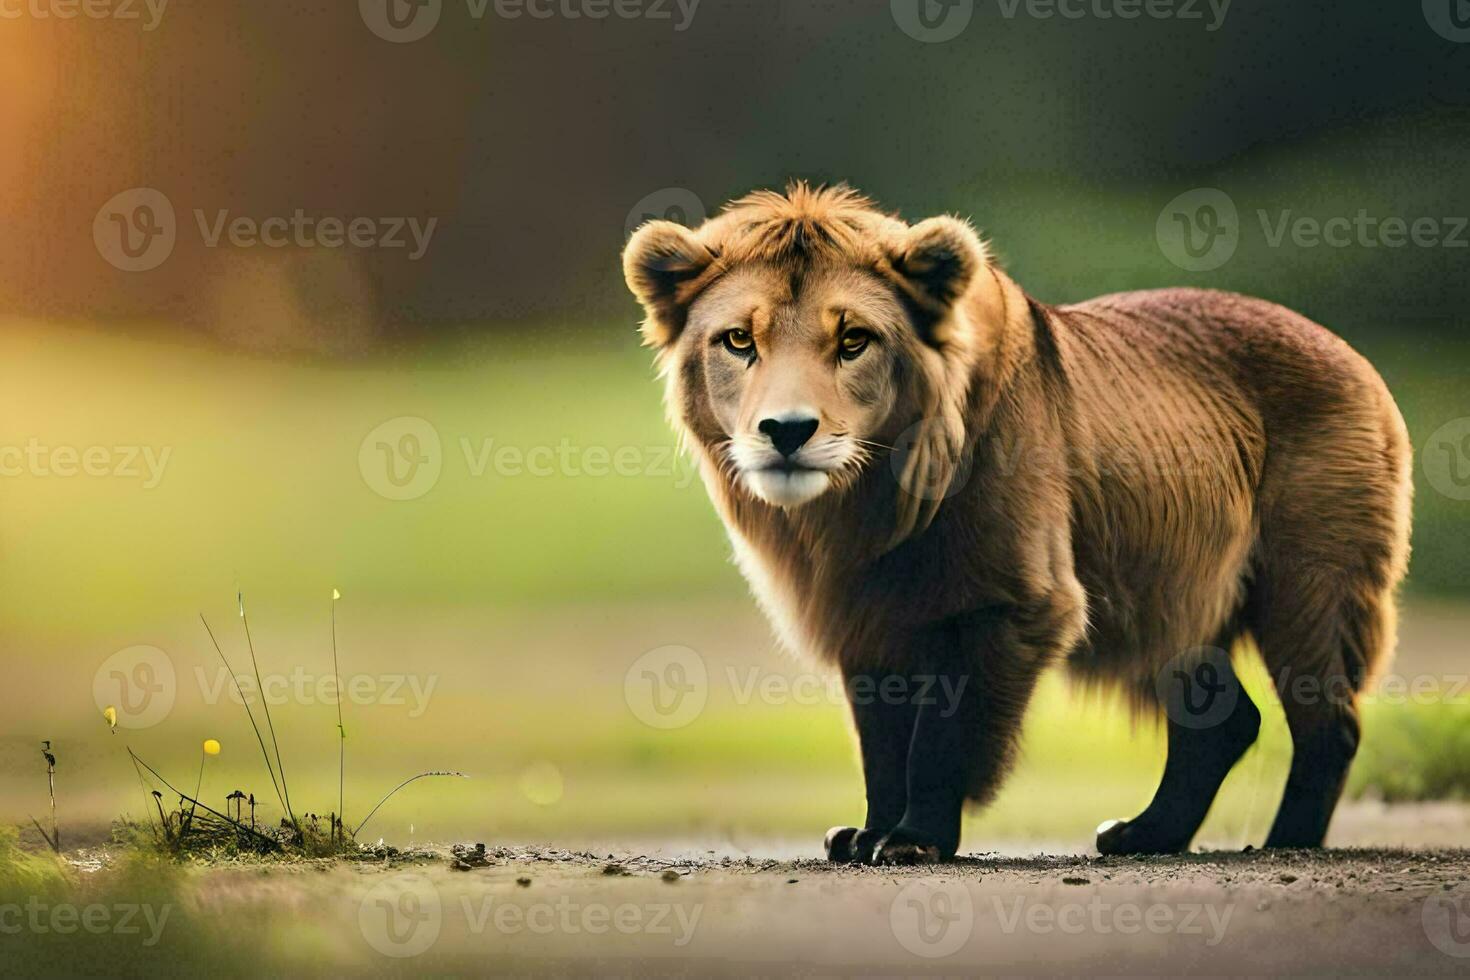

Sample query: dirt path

[313,843,1470,975]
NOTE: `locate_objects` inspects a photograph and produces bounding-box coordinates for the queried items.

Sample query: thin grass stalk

[330,590,345,841]
[200,612,287,815]
[354,771,467,838]
[237,593,297,827]
[27,816,58,854]
[46,762,58,852]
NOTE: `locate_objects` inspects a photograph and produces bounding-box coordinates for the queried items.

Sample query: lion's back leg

[1249,407,1411,848]
[1095,632,1262,856]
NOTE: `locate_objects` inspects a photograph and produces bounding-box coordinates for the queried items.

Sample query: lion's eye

[838,329,872,360]
[722,328,755,356]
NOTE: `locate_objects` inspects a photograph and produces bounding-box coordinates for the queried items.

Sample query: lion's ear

[886,216,988,340]
[622,220,717,348]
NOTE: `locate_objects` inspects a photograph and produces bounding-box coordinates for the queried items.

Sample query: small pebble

[516,876,532,887]
[1279,873,1298,884]
[661,870,680,883]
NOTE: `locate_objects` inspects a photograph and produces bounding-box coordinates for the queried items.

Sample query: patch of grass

[1352,700,1470,802]
[0,824,66,895]
[97,594,470,863]
[0,825,274,977]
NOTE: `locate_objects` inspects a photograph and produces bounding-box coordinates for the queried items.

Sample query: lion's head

[622,184,1001,541]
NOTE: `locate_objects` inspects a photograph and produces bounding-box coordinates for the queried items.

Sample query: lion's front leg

[869,664,982,865]
[866,607,1071,865]
[825,670,920,863]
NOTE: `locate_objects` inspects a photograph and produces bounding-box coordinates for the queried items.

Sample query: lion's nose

[758,416,819,458]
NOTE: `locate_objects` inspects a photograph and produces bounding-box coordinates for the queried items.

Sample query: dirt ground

[125,834,1465,976]
[16,800,1470,976]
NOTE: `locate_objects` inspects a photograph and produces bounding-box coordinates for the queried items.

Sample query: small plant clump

[88,590,468,863]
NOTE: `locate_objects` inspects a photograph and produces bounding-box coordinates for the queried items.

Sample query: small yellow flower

[203,739,221,756]
[103,706,117,732]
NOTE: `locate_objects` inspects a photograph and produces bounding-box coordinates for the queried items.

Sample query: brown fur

[623,184,1412,845]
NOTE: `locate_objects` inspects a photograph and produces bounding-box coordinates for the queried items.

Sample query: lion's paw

[871,828,948,866]
[825,826,888,864]
[1095,817,1187,856]
[823,826,861,863]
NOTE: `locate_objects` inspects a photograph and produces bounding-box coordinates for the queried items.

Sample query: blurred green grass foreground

[1,310,1469,851]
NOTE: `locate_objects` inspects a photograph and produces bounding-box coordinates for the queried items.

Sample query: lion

[621,183,1412,864]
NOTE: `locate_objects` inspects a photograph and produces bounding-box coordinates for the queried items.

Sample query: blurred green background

[1,1,1468,852]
